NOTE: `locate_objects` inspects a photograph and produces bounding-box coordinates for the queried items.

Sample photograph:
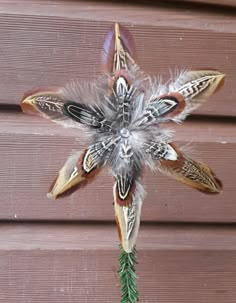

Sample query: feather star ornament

[21,23,224,253]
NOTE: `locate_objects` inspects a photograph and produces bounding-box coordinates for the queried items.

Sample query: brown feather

[159,144,223,193]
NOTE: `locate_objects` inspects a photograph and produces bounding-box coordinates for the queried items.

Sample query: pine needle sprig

[118,245,139,303]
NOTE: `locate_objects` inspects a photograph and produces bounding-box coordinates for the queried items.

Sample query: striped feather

[159,144,222,193]
[20,87,80,128]
[114,179,144,253]
[48,150,102,199]
[170,70,225,120]
[63,101,112,131]
[102,23,137,74]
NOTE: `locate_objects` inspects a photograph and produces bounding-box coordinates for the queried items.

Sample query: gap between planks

[1,222,236,250]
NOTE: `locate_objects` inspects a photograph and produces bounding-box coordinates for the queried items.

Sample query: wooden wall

[0,0,236,302]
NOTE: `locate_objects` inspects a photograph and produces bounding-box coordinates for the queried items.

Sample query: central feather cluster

[62,70,177,207]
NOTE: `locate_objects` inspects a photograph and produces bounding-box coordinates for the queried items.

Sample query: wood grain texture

[0,112,235,223]
[2,222,236,250]
[0,223,236,302]
[0,1,235,302]
[0,0,235,115]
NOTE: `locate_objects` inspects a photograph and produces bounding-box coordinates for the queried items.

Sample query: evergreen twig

[118,245,139,303]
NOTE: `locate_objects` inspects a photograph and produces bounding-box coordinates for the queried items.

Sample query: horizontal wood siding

[0,0,235,115]
[1,223,236,302]
[0,112,235,222]
[0,0,235,302]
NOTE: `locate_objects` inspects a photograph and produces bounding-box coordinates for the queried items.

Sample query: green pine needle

[118,245,139,303]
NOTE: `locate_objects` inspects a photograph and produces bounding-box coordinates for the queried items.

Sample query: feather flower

[21,23,224,252]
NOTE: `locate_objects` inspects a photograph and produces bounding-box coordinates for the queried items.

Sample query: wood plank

[0,223,236,302]
[0,111,235,223]
[0,1,235,115]
[2,222,236,250]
